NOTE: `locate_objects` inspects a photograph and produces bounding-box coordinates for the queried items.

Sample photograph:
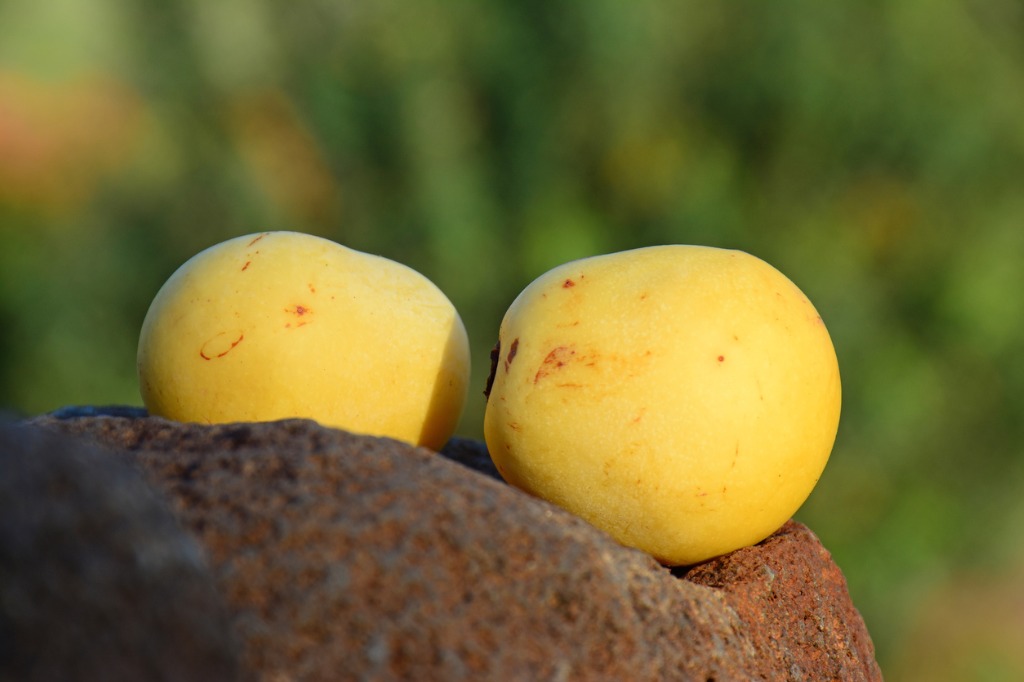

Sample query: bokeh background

[3,1,1024,677]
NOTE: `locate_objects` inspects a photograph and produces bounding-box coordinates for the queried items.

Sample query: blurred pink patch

[0,70,145,211]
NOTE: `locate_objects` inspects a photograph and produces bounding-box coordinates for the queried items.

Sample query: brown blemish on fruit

[284,304,312,328]
[241,261,251,271]
[505,338,519,372]
[718,355,725,362]
[199,332,244,360]
[484,341,500,399]
[308,283,316,293]
[507,421,521,432]
[247,233,268,247]
[534,345,576,383]
[562,274,586,289]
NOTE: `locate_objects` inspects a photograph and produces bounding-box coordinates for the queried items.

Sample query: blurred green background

[3,1,1024,677]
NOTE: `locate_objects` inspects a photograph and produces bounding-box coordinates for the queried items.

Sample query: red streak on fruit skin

[534,345,576,383]
[199,333,244,360]
[563,279,575,288]
[504,338,519,372]
[247,233,268,247]
[241,261,251,271]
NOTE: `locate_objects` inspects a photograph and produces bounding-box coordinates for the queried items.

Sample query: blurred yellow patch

[893,565,1024,681]
[227,91,339,225]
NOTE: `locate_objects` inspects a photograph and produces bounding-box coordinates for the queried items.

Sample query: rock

[46,405,149,420]
[681,521,881,681]
[0,422,241,682]
[31,409,882,681]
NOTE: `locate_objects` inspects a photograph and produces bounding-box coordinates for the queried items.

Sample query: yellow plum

[484,245,840,565]
[138,231,469,450]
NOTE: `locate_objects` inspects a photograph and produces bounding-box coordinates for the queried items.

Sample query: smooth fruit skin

[484,245,840,565]
[138,231,469,450]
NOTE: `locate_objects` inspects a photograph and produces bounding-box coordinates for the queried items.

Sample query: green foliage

[4,1,1024,675]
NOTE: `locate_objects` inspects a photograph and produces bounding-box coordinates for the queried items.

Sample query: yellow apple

[484,245,840,565]
[138,231,470,450]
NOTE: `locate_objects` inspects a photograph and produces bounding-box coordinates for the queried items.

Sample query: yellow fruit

[138,231,469,450]
[484,245,840,565]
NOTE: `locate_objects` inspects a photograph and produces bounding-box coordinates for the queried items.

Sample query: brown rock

[682,521,882,681]
[32,410,881,681]
[0,422,241,682]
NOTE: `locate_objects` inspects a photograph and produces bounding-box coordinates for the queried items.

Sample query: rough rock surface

[0,422,240,682]
[26,409,882,681]
[681,521,880,680]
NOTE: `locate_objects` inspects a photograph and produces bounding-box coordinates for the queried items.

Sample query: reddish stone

[29,410,881,681]
[683,521,882,681]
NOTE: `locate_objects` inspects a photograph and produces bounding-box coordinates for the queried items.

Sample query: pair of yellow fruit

[138,231,840,566]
